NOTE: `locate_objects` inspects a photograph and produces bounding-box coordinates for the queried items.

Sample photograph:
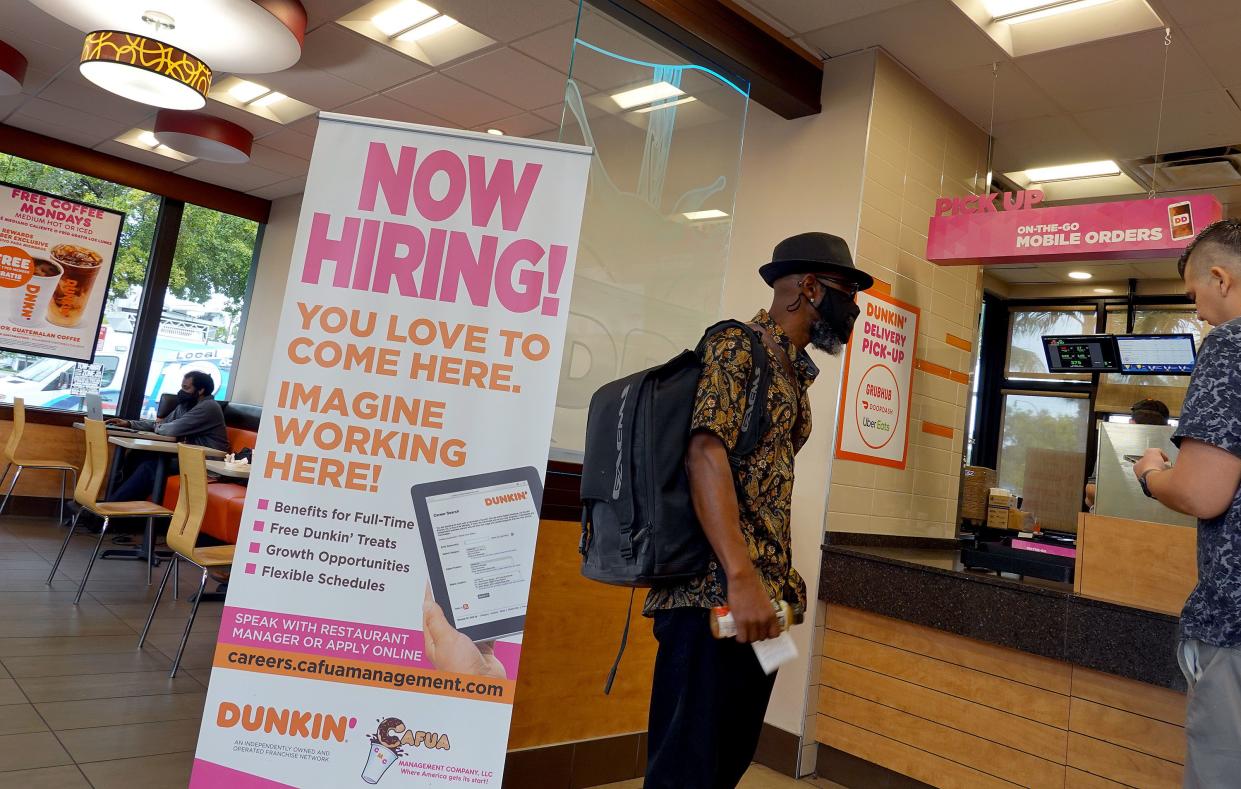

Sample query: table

[205,460,251,480]
[100,436,225,582]
[72,422,176,442]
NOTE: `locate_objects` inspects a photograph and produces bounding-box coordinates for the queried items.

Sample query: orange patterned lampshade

[79,30,211,110]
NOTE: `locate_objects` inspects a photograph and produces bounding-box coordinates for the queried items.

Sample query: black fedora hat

[758,232,874,291]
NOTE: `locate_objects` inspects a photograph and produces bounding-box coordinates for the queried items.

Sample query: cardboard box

[988,505,1011,531]
[988,488,1016,509]
[960,466,997,521]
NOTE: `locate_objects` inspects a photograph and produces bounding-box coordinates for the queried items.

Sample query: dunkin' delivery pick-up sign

[189,114,590,787]
[835,290,919,469]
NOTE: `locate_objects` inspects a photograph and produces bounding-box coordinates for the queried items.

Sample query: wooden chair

[46,419,173,604]
[139,443,233,677]
[1,398,78,526]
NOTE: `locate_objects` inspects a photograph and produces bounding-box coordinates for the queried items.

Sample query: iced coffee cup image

[8,257,63,326]
[361,717,408,784]
[45,243,103,328]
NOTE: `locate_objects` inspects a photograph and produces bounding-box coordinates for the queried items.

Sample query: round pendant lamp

[154,110,253,163]
[80,30,211,110]
[0,40,28,96]
[30,0,306,74]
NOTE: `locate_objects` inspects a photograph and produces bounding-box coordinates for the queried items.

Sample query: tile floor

[0,515,841,789]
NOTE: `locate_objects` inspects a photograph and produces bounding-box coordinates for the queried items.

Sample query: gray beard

[810,320,845,356]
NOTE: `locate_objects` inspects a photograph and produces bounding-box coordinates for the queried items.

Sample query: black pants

[645,608,777,789]
[113,456,177,503]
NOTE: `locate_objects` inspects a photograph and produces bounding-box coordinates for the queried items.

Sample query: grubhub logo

[216,701,356,742]
[363,716,452,784]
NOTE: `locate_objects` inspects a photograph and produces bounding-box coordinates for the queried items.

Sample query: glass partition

[550,3,750,459]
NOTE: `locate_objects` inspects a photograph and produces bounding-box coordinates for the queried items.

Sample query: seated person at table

[105,371,229,502]
[1084,398,1170,510]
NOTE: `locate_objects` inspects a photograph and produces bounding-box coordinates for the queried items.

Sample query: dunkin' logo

[216,701,356,742]
[485,491,529,506]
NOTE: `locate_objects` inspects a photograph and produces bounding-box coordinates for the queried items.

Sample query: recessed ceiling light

[1068,271,1092,280]
[229,80,268,103]
[632,96,698,114]
[486,128,504,136]
[372,0,438,37]
[396,14,457,42]
[987,0,1117,23]
[250,90,287,108]
[138,130,161,148]
[1093,288,1114,293]
[1024,159,1120,183]
[612,82,684,110]
[683,209,729,221]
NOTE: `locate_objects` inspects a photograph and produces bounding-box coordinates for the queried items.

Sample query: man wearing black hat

[642,232,871,788]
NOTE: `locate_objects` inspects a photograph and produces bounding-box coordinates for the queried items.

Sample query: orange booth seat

[161,402,261,545]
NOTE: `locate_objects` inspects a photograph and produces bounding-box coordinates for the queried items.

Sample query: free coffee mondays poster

[835,290,920,469]
[0,183,123,362]
[190,114,590,787]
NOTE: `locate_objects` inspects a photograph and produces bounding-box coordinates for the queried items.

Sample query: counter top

[820,542,1185,690]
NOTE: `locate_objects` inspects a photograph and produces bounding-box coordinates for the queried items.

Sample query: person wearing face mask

[642,232,870,789]
[106,370,229,502]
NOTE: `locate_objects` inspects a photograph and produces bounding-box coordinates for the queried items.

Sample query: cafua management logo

[363,716,452,784]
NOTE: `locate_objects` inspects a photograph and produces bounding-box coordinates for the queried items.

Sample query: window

[1005,308,1096,381]
[0,154,260,416]
[0,153,160,414]
[997,392,1090,532]
[143,204,258,417]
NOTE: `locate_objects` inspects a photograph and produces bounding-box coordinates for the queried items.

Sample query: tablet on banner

[834,290,919,469]
[0,182,124,363]
[189,114,591,788]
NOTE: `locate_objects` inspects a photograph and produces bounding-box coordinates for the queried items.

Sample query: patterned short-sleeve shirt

[1173,317,1241,647]
[644,310,816,617]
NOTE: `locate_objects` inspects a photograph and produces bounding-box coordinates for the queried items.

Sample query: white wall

[232,193,302,404]
[721,50,877,773]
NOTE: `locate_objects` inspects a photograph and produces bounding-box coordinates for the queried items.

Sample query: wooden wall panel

[822,689,1065,788]
[1065,767,1129,788]
[1069,698,1185,765]
[827,605,1072,694]
[0,422,83,498]
[1066,733,1182,789]
[816,715,1023,789]
[820,660,1068,763]
[824,629,1071,729]
[1075,515,1196,616]
[1070,667,1186,727]
[507,520,655,750]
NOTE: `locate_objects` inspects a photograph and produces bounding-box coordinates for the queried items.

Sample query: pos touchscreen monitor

[1042,335,1120,373]
[412,467,543,643]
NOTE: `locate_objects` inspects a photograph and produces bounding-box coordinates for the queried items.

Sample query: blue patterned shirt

[1173,318,1241,647]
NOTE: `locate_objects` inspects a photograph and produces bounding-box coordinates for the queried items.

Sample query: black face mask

[809,287,859,355]
[177,390,198,406]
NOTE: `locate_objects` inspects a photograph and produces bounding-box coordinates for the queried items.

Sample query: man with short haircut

[1134,219,1241,787]
[642,233,870,789]
[107,371,229,501]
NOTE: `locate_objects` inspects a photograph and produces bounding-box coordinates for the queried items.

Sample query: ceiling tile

[990,115,1113,172]
[435,0,580,44]
[176,160,286,192]
[1073,89,1241,160]
[299,25,429,91]
[513,19,665,93]
[1179,19,1241,87]
[736,0,918,36]
[6,114,110,150]
[385,73,520,128]
[200,100,286,138]
[918,61,1061,128]
[241,64,367,111]
[255,127,317,159]
[93,140,195,172]
[801,0,1007,72]
[1016,28,1218,113]
[35,72,156,127]
[302,0,372,30]
[0,3,87,53]
[335,94,452,128]
[1156,0,1241,27]
[443,47,569,111]
[475,112,557,138]
[248,144,310,178]
[251,177,307,200]
[8,97,127,142]
[0,93,30,122]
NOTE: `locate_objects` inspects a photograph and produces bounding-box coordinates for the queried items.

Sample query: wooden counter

[1075,513,1197,616]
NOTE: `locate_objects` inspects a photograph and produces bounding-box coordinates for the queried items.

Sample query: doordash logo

[216,701,356,742]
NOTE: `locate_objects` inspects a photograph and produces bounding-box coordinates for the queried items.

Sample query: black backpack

[578,320,773,691]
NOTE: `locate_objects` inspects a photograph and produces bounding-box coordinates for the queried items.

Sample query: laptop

[84,394,103,421]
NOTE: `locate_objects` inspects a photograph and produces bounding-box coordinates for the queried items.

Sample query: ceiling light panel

[115,128,194,162]
[683,209,729,221]
[229,79,269,103]
[1068,271,1093,280]
[209,75,317,125]
[612,82,685,110]
[632,96,697,114]
[337,0,495,68]
[991,0,1117,23]
[1024,160,1120,183]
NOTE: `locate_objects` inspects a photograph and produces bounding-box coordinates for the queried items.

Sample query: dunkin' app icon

[1169,201,1194,240]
